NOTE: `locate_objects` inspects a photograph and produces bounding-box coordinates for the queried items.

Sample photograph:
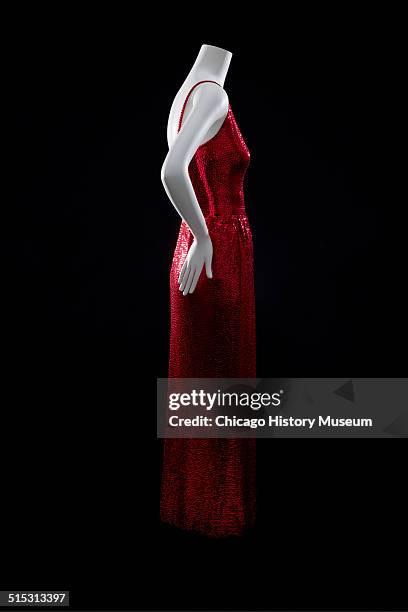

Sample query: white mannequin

[161,44,232,295]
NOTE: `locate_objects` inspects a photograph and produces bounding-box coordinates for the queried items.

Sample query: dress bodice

[178,81,250,217]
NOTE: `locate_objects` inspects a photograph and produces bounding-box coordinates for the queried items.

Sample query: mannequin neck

[189,44,232,87]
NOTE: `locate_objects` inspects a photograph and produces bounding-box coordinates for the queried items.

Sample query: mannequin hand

[178,234,213,295]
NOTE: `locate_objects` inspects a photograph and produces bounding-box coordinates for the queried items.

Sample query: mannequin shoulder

[192,82,229,115]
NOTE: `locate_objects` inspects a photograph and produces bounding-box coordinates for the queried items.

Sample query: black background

[3,8,407,612]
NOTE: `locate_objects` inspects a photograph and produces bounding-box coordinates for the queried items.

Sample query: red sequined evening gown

[160,81,256,537]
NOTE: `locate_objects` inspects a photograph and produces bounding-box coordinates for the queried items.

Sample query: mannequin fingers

[179,264,192,293]
[205,256,213,279]
[189,266,201,294]
[178,259,187,284]
[183,266,195,296]
[179,262,191,291]
[178,259,188,285]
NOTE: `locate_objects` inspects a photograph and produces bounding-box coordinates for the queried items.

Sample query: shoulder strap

[177,80,221,133]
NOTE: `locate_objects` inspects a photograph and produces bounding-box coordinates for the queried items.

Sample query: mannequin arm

[161,83,229,294]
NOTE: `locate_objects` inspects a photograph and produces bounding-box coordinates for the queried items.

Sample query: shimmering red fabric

[160,81,256,537]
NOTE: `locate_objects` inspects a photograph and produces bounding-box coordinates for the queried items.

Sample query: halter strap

[177,80,221,133]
